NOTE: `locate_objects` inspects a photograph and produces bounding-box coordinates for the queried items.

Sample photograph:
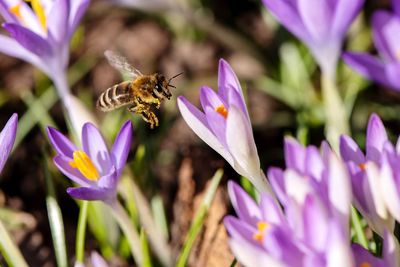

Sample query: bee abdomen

[96,82,132,112]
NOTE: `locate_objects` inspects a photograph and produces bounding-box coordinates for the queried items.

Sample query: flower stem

[351,206,369,249]
[75,200,89,263]
[0,219,28,267]
[109,200,143,266]
[321,73,349,151]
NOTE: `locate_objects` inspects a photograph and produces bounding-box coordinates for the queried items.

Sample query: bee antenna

[168,84,176,88]
[168,72,184,83]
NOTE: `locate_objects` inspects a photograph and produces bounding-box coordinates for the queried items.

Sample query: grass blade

[140,228,153,267]
[75,201,89,263]
[0,219,28,267]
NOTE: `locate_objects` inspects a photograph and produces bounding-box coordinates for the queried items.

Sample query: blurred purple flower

[177,59,272,194]
[0,0,90,98]
[224,181,354,267]
[394,0,400,16]
[340,113,396,234]
[0,113,17,174]
[262,0,364,78]
[343,11,400,91]
[47,120,132,202]
[268,138,352,233]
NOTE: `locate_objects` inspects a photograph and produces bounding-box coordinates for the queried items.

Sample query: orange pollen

[215,105,228,119]
[252,221,269,243]
[359,163,367,171]
[360,262,372,267]
[9,3,23,20]
[69,150,100,181]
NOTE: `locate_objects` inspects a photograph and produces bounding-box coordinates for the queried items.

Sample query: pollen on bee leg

[215,104,228,119]
[252,221,269,243]
[69,150,100,181]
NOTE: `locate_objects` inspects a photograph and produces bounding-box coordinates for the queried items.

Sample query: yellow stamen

[215,104,228,119]
[359,163,367,171]
[69,151,100,181]
[252,221,269,243]
[360,262,372,267]
[25,0,47,32]
[9,3,23,20]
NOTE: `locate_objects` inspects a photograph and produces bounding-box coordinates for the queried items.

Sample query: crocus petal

[339,135,364,164]
[97,166,117,189]
[0,113,17,174]
[303,195,329,250]
[90,252,109,267]
[262,0,310,43]
[204,106,228,148]
[82,123,112,175]
[177,96,234,166]
[284,170,312,205]
[224,216,257,243]
[268,167,287,204]
[380,158,400,223]
[352,244,385,267]
[200,86,226,110]
[66,186,112,201]
[218,59,242,102]
[284,137,306,173]
[3,23,52,57]
[372,11,400,62]
[394,0,400,17]
[68,0,90,38]
[382,231,400,267]
[46,126,77,157]
[227,181,261,225]
[226,105,260,185]
[47,0,69,43]
[331,0,364,39]
[343,52,393,88]
[297,0,332,42]
[110,120,132,177]
[229,237,285,267]
[53,155,95,187]
[385,63,400,90]
[260,193,285,225]
[366,113,388,162]
[325,221,354,267]
[304,146,324,179]
[227,86,249,121]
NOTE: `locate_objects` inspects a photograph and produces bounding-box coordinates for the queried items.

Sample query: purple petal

[226,105,260,181]
[177,96,234,166]
[352,243,385,267]
[380,158,400,223]
[343,52,393,88]
[366,113,388,162]
[90,252,108,267]
[0,1,19,23]
[47,0,69,43]
[53,155,95,187]
[110,120,132,177]
[200,86,226,110]
[218,59,243,103]
[297,0,332,42]
[262,0,310,43]
[325,221,354,266]
[372,11,400,62]
[284,137,306,173]
[0,113,17,174]
[331,0,364,39]
[267,167,287,204]
[304,146,324,179]
[259,193,284,225]
[339,135,365,164]
[47,126,77,157]
[82,123,112,175]
[227,181,261,225]
[223,216,257,244]
[394,0,400,17]
[204,106,228,148]
[227,86,250,122]
[68,0,90,38]
[3,23,52,57]
[385,62,400,91]
[66,186,112,201]
[97,166,118,189]
[382,231,399,267]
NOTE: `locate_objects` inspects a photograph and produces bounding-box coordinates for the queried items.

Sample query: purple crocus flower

[343,10,400,91]
[47,120,132,202]
[340,113,396,234]
[224,181,354,267]
[177,59,272,194]
[0,0,89,96]
[267,138,352,234]
[262,0,365,78]
[0,113,17,174]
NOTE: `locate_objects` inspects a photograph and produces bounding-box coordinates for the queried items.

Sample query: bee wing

[104,50,143,79]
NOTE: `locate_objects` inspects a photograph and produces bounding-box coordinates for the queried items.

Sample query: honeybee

[96,50,182,128]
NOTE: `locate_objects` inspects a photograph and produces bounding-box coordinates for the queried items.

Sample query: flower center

[215,104,228,119]
[9,0,47,32]
[358,163,367,171]
[252,221,269,243]
[360,262,371,267]
[69,151,100,181]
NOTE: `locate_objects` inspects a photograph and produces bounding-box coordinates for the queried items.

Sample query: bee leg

[154,99,161,109]
[141,110,158,129]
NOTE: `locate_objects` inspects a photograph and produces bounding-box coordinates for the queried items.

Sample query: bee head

[154,74,172,100]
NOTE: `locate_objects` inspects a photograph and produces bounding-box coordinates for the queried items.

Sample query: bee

[96,50,182,128]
